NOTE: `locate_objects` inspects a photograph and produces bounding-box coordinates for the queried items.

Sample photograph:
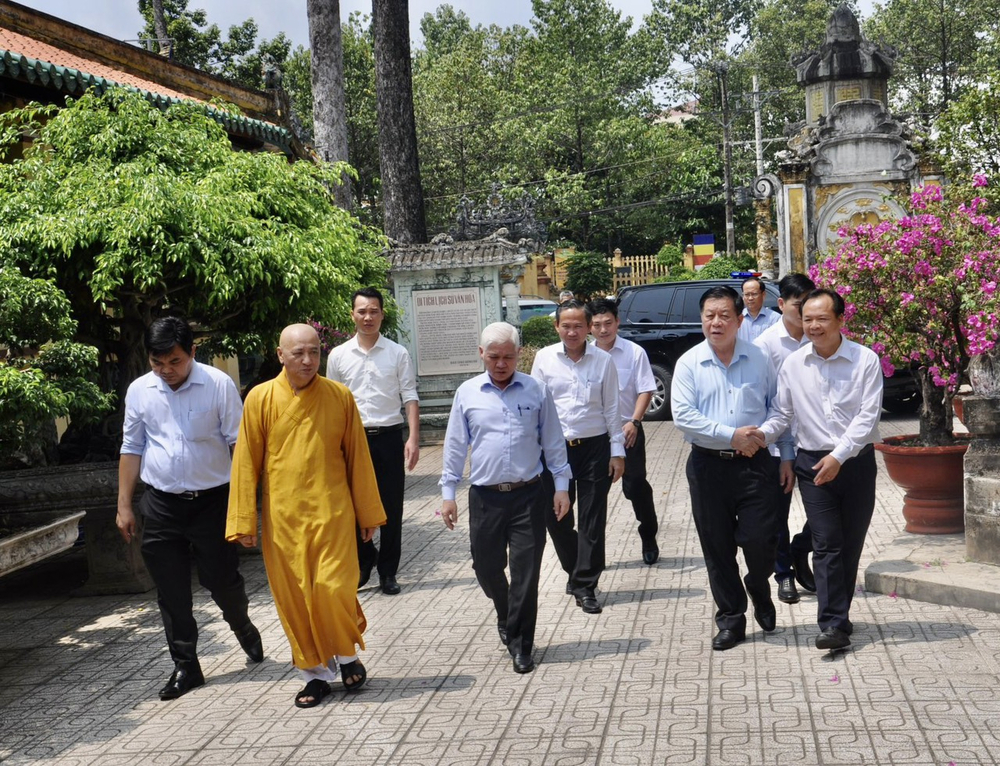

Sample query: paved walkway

[2,412,999,765]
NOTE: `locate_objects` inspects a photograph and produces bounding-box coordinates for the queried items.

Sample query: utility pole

[752,73,765,177]
[714,60,736,256]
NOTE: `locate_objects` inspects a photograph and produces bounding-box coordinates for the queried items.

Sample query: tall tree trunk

[307,0,352,209]
[372,0,427,244]
[150,0,170,56]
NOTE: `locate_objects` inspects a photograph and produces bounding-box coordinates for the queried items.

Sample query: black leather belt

[365,423,405,436]
[152,485,227,500]
[477,475,542,492]
[799,443,874,459]
[691,444,747,460]
[566,434,607,448]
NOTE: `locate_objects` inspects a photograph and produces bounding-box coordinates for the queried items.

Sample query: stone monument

[385,186,547,440]
[753,4,943,275]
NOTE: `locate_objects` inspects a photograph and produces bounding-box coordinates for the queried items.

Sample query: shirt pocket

[186,410,218,441]
[735,383,766,417]
[827,378,860,414]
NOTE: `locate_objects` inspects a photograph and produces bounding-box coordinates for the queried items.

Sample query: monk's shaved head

[279,323,319,350]
[277,324,322,391]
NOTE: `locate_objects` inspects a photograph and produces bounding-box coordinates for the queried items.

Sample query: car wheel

[646,364,673,421]
[883,392,921,415]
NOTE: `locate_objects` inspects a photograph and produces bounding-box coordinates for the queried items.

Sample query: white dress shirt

[761,336,883,465]
[439,372,572,501]
[754,320,808,461]
[737,306,780,343]
[120,361,242,493]
[326,334,419,427]
[592,336,656,424]
[530,343,625,458]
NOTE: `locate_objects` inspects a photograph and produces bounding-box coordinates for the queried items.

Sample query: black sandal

[294,679,331,708]
[340,659,367,692]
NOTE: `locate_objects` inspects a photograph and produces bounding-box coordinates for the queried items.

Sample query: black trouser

[543,434,611,594]
[687,449,780,634]
[468,481,547,657]
[771,455,812,582]
[359,429,405,579]
[140,485,251,670]
[622,422,658,547]
[795,446,877,632]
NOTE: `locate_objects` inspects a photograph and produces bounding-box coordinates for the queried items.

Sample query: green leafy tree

[564,251,613,299]
[696,253,758,278]
[137,0,291,90]
[0,268,112,467]
[0,89,387,445]
[864,0,1000,117]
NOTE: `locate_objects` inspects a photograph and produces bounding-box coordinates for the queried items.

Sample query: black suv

[616,279,921,420]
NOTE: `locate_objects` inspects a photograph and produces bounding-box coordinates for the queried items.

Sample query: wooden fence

[611,250,671,292]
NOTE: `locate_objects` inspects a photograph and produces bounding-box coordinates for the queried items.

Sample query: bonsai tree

[812,179,1000,446]
[0,89,387,449]
[0,268,111,468]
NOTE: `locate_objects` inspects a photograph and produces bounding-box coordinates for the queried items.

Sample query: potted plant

[812,178,1000,533]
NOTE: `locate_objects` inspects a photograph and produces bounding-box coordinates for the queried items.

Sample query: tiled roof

[386,234,532,272]
[0,26,293,153]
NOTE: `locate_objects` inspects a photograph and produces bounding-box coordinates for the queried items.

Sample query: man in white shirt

[589,298,659,565]
[117,317,262,701]
[754,274,817,606]
[327,287,420,596]
[531,300,625,614]
[756,288,883,651]
[737,276,780,343]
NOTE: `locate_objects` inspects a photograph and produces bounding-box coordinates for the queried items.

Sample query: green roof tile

[0,47,293,154]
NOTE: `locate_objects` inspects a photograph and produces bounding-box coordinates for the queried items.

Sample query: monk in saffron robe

[226,324,386,708]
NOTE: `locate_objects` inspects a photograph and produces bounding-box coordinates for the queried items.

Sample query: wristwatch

[630,419,641,427]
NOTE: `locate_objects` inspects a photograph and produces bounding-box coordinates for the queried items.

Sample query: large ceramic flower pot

[875,435,970,534]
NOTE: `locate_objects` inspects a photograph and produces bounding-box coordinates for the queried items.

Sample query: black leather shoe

[565,581,574,595]
[777,576,800,604]
[815,627,851,650]
[712,629,744,651]
[358,559,374,589]
[235,623,264,663]
[158,666,205,700]
[792,552,816,592]
[498,625,509,646]
[512,654,535,673]
[753,597,777,632]
[642,544,660,566]
[380,576,401,595]
[575,594,603,614]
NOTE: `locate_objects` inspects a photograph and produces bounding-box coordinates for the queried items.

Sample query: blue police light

[730,271,762,278]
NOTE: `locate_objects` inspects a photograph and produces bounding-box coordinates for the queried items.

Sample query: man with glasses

[737,276,780,343]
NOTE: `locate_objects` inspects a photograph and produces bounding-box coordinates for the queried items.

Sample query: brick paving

[2,411,998,765]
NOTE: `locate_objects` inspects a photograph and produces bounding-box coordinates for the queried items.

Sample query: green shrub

[520,316,559,348]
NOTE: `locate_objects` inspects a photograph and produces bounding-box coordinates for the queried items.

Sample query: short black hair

[699,285,744,315]
[778,273,815,301]
[145,317,194,357]
[353,286,384,311]
[588,298,618,319]
[555,299,592,324]
[741,276,765,293]
[803,287,845,317]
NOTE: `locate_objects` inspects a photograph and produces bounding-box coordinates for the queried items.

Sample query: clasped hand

[731,425,767,457]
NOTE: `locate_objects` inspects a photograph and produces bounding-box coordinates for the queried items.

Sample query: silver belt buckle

[498,483,512,492]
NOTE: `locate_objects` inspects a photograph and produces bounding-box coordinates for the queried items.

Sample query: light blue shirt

[121,361,242,492]
[440,372,572,501]
[671,338,780,451]
[737,306,780,343]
